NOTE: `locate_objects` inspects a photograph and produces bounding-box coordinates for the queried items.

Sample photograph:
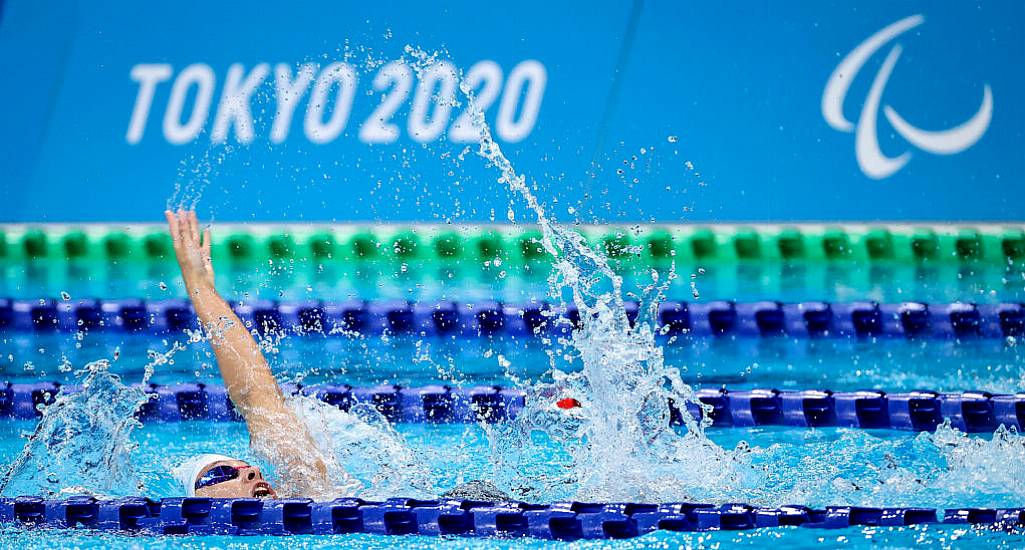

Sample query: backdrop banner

[1,0,1022,222]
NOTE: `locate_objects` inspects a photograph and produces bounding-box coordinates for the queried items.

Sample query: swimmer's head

[172,454,277,499]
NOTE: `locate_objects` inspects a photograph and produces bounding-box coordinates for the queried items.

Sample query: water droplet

[667,135,679,143]
[60,291,71,301]
[158,281,168,291]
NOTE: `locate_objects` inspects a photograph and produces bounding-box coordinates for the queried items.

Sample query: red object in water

[556,397,581,410]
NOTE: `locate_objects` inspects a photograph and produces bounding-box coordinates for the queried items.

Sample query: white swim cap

[171,454,237,496]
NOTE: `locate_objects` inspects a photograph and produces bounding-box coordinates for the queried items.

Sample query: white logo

[822,14,993,179]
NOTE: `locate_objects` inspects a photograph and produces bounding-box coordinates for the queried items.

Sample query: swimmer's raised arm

[164,209,330,493]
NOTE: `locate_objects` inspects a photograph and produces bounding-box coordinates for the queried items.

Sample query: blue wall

[1,0,1022,223]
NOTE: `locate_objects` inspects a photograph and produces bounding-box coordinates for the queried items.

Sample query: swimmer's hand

[165,209,215,292]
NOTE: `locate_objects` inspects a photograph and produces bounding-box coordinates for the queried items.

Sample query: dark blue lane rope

[2,298,1022,339]
[0,496,1021,538]
[3,382,1021,433]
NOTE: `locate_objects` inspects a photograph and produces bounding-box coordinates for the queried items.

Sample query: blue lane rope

[0,496,1021,538]
[2,298,1023,339]
[2,382,1021,433]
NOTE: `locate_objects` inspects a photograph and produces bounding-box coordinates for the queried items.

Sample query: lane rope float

[2,298,1022,339]
[3,381,1022,433]
[0,496,1021,539]
[1,223,1022,264]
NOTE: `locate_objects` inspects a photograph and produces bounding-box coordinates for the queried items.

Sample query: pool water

[3,416,1024,508]
[0,523,1021,549]
[2,418,1025,548]
[3,331,1023,392]
[2,225,1024,548]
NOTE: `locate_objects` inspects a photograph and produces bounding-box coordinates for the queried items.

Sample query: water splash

[729,421,1025,508]
[0,359,153,497]
[449,68,744,502]
[277,395,437,500]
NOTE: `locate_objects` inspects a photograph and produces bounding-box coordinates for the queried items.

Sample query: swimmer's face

[193,459,277,499]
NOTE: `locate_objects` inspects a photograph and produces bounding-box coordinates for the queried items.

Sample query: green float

[1,224,1022,267]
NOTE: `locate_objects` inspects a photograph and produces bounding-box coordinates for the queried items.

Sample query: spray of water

[0,359,155,497]
[441,71,748,502]
[280,395,437,499]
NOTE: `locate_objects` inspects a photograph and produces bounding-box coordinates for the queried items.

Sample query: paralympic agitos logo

[822,14,993,179]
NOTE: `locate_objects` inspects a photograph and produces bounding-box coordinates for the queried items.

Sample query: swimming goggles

[195,464,246,490]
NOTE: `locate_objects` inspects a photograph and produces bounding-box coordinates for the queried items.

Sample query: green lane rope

[0,224,1022,265]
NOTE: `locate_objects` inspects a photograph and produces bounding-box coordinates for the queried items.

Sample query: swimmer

[165,209,336,499]
[164,210,509,502]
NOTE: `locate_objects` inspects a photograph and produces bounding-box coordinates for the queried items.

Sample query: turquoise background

[0,0,1022,222]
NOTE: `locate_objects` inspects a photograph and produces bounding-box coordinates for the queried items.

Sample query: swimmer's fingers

[178,210,197,248]
[202,228,214,272]
[201,228,212,255]
[165,210,183,250]
[178,210,194,247]
[187,210,202,245]
[173,210,187,247]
